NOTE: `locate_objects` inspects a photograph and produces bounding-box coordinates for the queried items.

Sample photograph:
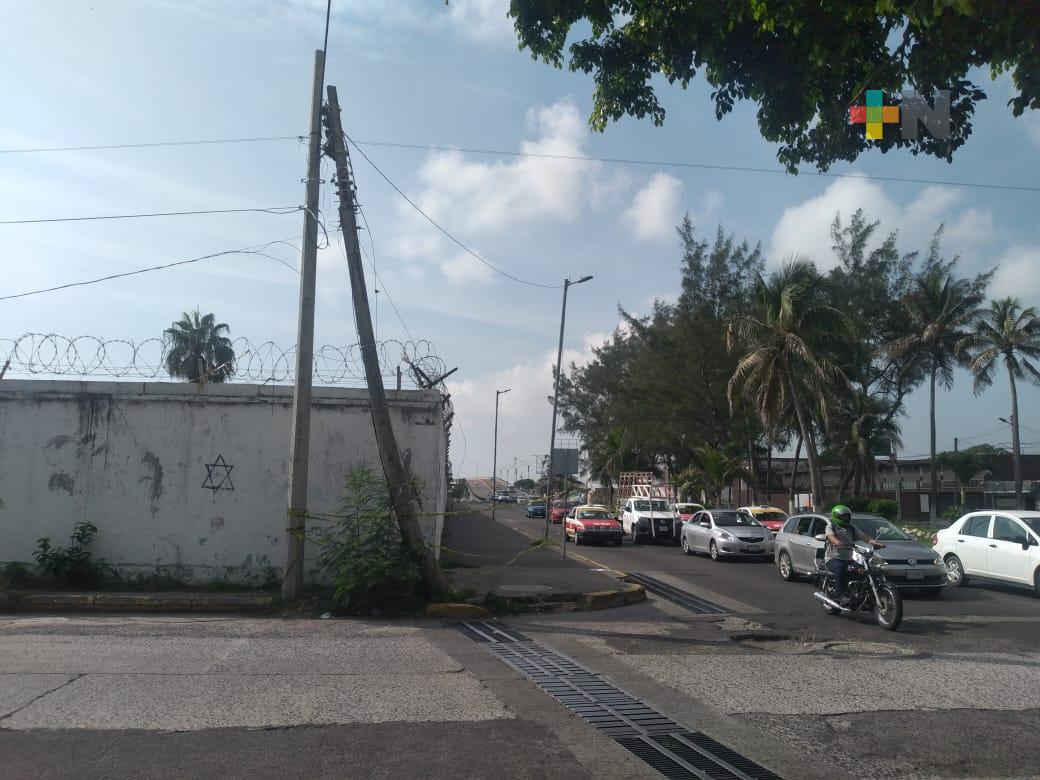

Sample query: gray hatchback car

[774,512,948,594]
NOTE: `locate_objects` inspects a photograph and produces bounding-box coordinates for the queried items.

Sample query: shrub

[310,465,424,614]
[33,521,116,589]
[942,504,966,522]
[867,498,899,521]
[829,497,871,513]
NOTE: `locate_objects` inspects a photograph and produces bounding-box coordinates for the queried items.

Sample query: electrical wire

[344,134,562,289]
[0,237,301,302]
[0,206,302,226]
[0,136,302,154]
[3,131,1037,193]
[353,140,1040,194]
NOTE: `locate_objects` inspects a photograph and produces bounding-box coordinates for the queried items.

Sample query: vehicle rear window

[754,511,788,521]
[963,515,991,537]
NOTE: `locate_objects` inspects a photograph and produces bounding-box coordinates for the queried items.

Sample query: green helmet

[831,504,853,526]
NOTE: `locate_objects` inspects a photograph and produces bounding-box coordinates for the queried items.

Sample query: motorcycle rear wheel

[875,583,903,631]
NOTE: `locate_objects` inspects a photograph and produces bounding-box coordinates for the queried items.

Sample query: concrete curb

[1,591,276,613]
[484,583,646,614]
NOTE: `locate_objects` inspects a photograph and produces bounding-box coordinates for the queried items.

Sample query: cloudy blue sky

[3,1,1039,480]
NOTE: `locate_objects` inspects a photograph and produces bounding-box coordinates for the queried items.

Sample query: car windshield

[853,516,911,541]
[714,511,759,527]
[676,504,700,513]
[1019,517,1040,536]
[552,501,566,508]
[633,499,670,511]
[578,510,612,519]
[753,511,787,521]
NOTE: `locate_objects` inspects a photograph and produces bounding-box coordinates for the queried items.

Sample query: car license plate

[742,545,762,553]
[906,570,924,580]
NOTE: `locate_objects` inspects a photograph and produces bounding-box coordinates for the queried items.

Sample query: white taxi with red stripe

[565,504,623,546]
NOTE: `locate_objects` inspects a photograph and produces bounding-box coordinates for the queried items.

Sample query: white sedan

[934,510,1040,596]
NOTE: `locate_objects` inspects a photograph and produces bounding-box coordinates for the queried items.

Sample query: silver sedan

[681,509,772,561]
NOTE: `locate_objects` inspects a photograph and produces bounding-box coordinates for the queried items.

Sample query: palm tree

[727,257,847,509]
[164,308,235,383]
[586,428,631,508]
[825,393,902,497]
[677,444,755,506]
[937,446,998,507]
[959,298,1040,509]
[890,259,988,520]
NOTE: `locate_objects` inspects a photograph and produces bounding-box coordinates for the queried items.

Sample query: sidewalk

[440,508,644,611]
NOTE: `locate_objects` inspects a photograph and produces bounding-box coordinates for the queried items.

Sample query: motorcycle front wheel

[874,583,903,631]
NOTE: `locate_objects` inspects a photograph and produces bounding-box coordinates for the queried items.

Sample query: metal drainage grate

[623,572,731,615]
[456,621,780,780]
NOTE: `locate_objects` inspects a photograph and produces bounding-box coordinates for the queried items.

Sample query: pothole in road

[819,640,920,657]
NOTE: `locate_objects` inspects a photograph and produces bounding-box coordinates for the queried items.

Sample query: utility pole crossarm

[323,85,448,596]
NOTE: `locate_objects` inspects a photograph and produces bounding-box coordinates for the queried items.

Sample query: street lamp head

[999,417,1011,424]
[573,275,593,285]
[498,388,512,396]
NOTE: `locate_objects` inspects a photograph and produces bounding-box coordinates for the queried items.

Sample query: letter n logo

[900,90,951,140]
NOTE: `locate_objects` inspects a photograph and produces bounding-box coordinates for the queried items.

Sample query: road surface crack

[0,673,86,723]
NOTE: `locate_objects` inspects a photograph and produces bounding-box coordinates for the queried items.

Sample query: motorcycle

[812,537,903,631]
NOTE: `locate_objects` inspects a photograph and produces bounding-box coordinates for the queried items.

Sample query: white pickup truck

[619,497,677,544]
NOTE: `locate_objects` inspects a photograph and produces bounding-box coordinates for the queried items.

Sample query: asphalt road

[495,505,1040,652]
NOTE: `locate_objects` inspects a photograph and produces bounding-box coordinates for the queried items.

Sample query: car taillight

[932,535,938,546]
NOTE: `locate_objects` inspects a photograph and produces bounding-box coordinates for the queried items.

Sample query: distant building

[728,452,1040,521]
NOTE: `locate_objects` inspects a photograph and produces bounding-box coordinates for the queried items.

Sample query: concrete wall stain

[45,434,73,449]
[48,472,75,495]
[140,452,165,501]
[210,516,225,531]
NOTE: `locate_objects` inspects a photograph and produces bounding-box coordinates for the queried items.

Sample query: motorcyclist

[824,504,884,605]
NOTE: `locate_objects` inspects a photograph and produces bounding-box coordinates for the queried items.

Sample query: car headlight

[933,556,944,567]
[869,557,885,570]
[719,531,733,540]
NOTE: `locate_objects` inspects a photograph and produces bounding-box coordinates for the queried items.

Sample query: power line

[344,135,562,289]
[0,237,301,302]
[5,131,1037,193]
[353,140,1040,194]
[0,136,302,155]
[0,206,302,226]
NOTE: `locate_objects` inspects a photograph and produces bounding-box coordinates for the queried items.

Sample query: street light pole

[492,388,511,523]
[544,275,593,553]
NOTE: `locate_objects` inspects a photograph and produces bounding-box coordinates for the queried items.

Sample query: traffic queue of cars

[528,497,1040,597]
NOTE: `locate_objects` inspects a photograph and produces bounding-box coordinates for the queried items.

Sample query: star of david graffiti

[202,455,234,493]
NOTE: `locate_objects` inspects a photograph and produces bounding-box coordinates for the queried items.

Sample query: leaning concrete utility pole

[283,49,325,601]
[324,85,448,596]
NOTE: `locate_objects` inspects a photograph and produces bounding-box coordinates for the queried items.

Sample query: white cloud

[991,245,1040,303]
[448,324,627,476]
[623,172,683,241]
[440,251,494,285]
[442,0,513,43]
[769,176,999,273]
[387,99,629,285]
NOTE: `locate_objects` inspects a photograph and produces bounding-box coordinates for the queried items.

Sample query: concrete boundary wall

[0,380,447,583]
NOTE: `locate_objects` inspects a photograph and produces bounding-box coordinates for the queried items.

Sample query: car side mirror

[814,534,827,542]
[699,520,710,528]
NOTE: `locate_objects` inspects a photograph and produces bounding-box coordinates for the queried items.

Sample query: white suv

[934,510,1040,596]
[619,497,677,544]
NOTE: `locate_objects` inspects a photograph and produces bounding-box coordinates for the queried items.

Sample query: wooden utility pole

[323,85,449,596]
[283,49,325,601]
